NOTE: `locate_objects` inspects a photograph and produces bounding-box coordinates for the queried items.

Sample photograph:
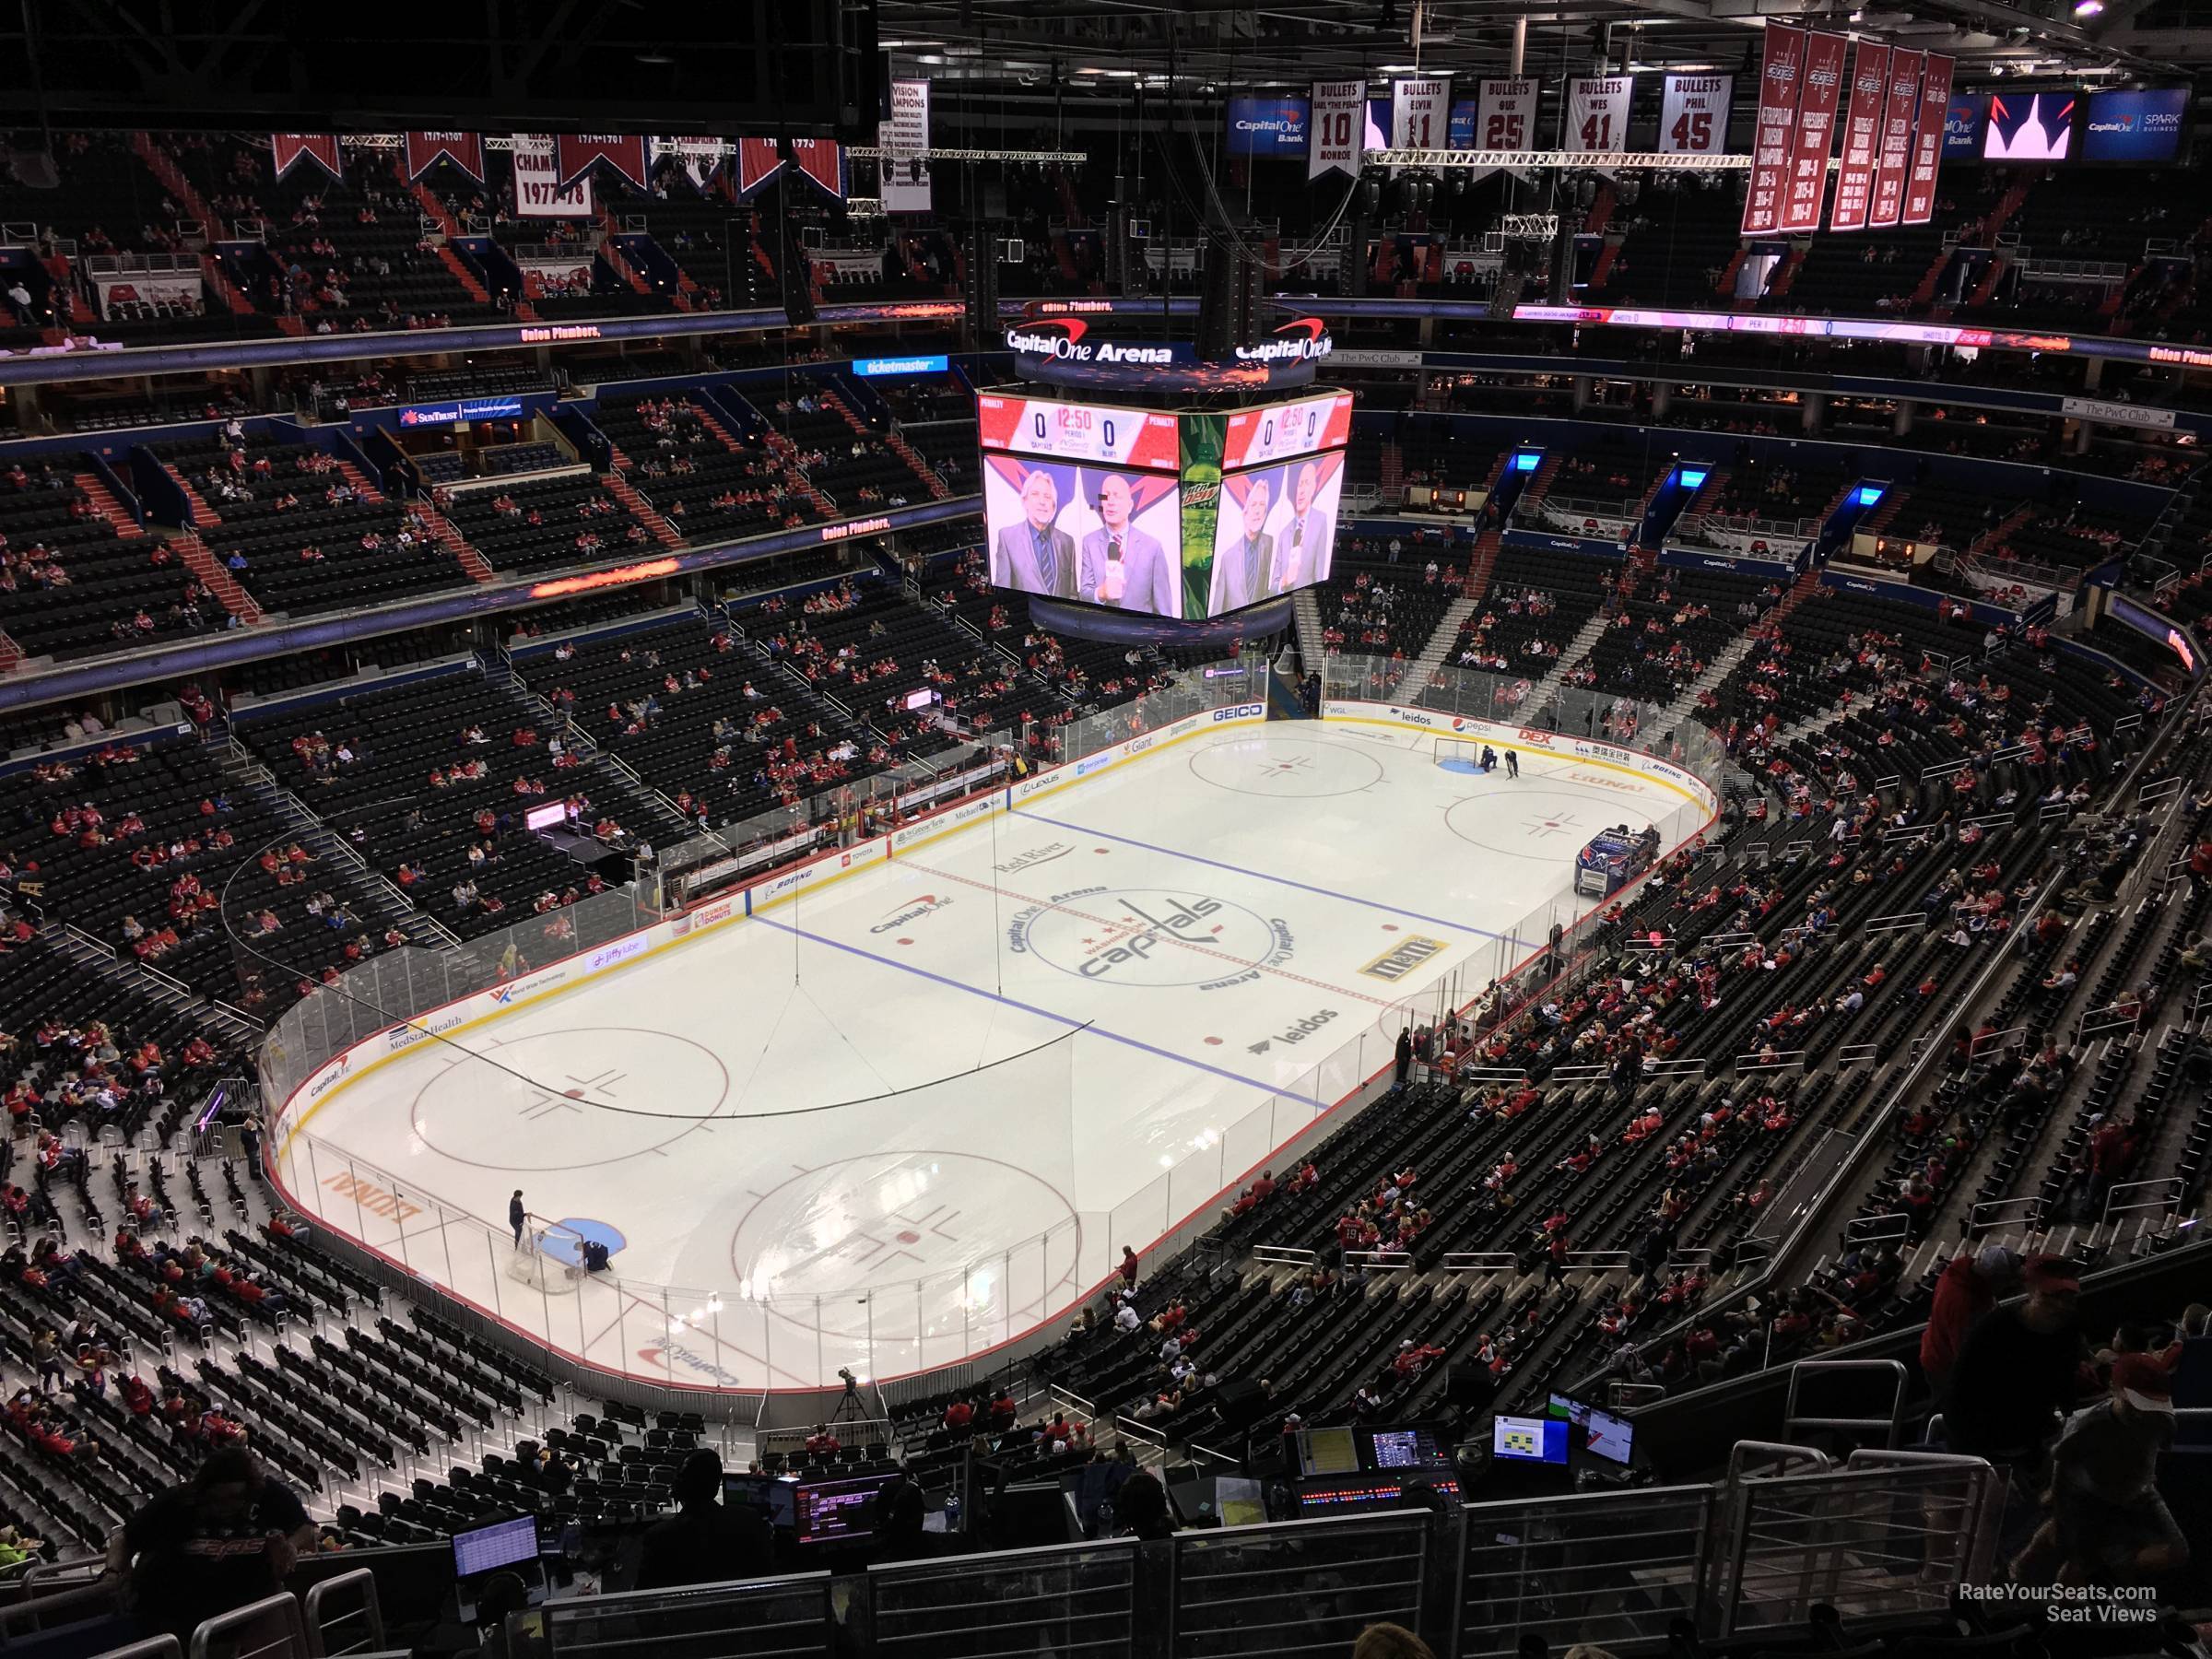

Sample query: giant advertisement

[2081,88,2188,161]
[1206,452,1346,614]
[1228,94,1312,157]
[982,454,1184,617]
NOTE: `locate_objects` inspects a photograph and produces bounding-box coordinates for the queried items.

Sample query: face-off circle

[1444,789,1595,860]
[1010,886,1286,988]
[407,1028,729,1170]
[1189,734,1384,798]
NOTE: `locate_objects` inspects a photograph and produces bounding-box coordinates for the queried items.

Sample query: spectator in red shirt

[1922,1244,2016,1393]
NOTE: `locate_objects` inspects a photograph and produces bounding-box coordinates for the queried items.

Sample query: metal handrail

[1783,1358,1909,1448]
[302,1568,384,1658]
[189,1592,309,1659]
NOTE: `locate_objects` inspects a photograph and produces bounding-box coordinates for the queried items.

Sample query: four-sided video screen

[978,391,1352,620]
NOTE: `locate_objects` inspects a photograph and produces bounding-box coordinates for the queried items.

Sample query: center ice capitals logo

[1006,887,1293,990]
[870,894,953,935]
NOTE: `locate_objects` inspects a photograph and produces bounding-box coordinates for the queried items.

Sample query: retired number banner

[1901,53,1955,226]
[1565,76,1633,153]
[1829,41,1890,232]
[1473,78,1537,152]
[1391,76,1453,150]
[1309,79,1366,179]
[1780,33,1849,234]
[1660,73,1733,155]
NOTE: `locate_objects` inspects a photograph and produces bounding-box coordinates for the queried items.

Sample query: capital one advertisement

[2081,88,2188,161]
[1206,453,1346,616]
[983,454,1184,618]
[1227,94,1312,157]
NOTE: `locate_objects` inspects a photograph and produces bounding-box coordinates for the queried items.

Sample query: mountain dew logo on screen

[1180,412,1226,618]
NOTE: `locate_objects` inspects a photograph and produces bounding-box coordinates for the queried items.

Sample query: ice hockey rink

[271,713,1708,1392]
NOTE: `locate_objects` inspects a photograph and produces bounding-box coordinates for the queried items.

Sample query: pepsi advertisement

[1226,94,1311,157]
[2081,88,2188,161]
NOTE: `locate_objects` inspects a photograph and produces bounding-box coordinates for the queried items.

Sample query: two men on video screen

[1208,460,1331,614]
[992,468,1175,614]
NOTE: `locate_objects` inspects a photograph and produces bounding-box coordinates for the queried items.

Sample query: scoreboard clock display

[975,394,1181,471]
[1221,392,1355,469]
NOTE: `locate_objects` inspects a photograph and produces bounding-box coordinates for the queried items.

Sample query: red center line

[899,858,1406,1010]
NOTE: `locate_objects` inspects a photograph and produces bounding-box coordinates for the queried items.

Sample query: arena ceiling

[881,0,2206,91]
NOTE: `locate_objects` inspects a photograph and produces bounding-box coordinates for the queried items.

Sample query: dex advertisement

[1206,452,1346,616]
[983,454,1183,617]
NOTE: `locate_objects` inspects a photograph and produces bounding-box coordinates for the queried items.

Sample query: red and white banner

[1660,73,1733,155]
[1564,76,1633,153]
[735,137,784,197]
[653,137,727,194]
[1829,41,1890,232]
[94,272,204,320]
[1869,49,1924,229]
[1740,25,1804,233]
[403,132,484,184]
[1901,53,1955,226]
[1781,32,1849,234]
[1473,78,1537,152]
[1309,80,1366,179]
[788,138,845,201]
[556,134,649,194]
[512,136,594,218]
[1391,76,1453,150]
[270,134,342,183]
[882,78,933,213]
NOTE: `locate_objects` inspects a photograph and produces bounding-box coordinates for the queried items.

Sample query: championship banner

[1564,76,1633,152]
[1390,76,1453,150]
[403,132,485,184]
[1739,25,1803,233]
[1869,49,1924,229]
[1309,80,1366,179]
[789,138,845,201]
[1660,73,1733,155]
[1781,32,1849,234]
[556,134,649,193]
[512,135,594,218]
[270,134,342,183]
[1474,78,1538,152]
[1901,53,1955,226]
[735,137,785,197]
[1829,41,1890,232]
[653,136,727,194]
[882,78,932,213]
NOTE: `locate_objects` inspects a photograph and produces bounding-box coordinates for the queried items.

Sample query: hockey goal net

[1432,735,1491,769]
[505,1221,586,1295]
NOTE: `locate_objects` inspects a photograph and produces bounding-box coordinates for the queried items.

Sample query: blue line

[1011,806,1508,942]
[748,915,1326,1107]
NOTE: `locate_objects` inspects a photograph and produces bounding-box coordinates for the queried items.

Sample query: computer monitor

[1546,1392,1634,1465]
[1293,1426,1360,1477]
[453,1515,539,1580]
[792,1472,898,1547]
[723,1474,777,1515]
[1491,1415,1570,1465]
